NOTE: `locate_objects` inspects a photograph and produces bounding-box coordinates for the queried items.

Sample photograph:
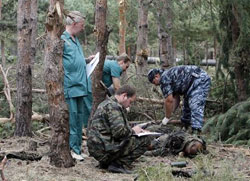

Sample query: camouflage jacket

[160,65,209,97]
[147,131,206,157]
[88,96,134,153]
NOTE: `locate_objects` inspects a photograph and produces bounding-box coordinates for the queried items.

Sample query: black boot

[98,162,109,169]
[107,162,133,174]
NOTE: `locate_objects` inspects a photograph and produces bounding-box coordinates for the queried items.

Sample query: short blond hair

[66,11,85,25]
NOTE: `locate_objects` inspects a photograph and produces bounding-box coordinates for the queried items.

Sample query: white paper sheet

[86,52,100,77]
[134,132,163,137]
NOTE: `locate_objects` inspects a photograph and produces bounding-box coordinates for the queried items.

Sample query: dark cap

[147,69,161,83]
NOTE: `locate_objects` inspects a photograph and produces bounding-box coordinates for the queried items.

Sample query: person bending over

[147,65,211,133]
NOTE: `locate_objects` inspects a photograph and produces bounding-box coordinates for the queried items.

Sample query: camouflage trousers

[88,135,152,167]
[182,73,211,130]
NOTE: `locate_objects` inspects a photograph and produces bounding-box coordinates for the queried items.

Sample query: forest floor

[0,135,250,181]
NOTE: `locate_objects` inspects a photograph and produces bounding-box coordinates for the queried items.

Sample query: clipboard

[86,52,100,77]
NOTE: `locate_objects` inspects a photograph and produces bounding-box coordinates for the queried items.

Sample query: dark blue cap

[147,69,161,83]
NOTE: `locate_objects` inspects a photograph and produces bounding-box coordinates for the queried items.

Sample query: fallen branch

[35,126,51,138]
[0,151,42,161]
[0,118,13,124]
[10,88,46,93]
[135,111,155,121]
[137,96,164,105]
[0,156,7,181]
[0,113,49,124]
[31,112,49,122]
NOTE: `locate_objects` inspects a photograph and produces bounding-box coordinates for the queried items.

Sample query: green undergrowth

[0,121,48,138]
[203,99,250,146]
[136,153,243,181]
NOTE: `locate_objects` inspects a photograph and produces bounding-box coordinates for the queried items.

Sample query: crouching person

[87,85,152,174]
[145,130,206,158]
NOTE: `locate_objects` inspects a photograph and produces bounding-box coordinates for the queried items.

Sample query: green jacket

[61,31,89,98]
[88,96,133,153]
[102,59,123,88]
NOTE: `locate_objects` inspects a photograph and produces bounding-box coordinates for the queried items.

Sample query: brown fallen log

[0,151,42,161]
[10,88,46,93]
[0,113,49,124]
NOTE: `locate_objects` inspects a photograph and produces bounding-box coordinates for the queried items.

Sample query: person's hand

[87,55,95,60]
[168,119,182,124]
[162,117,169,125]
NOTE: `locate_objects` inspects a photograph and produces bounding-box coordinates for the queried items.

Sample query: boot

[107,162,133,174]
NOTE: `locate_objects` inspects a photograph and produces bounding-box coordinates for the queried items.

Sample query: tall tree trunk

[44,0,74,167]
[0,40,5,68]
[231,5,247,101]
[89,0,111,126]
[234,63,246,101]
[30,0,37,66]
[205,41,208,70]
[118,0,127,54]
[214,37,220,78]
[0,0,1,19]
[118,0,128,83]
[15,0,32,137]
[0,0,5,68]
[183,37,188,65]
[135,0,149,75]
[156,0,174,69]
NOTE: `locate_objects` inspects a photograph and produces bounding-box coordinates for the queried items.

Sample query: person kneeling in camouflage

[87,85,152,174]
[145,130,206,158]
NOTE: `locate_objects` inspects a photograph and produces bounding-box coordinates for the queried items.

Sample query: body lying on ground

[144,124,207,158]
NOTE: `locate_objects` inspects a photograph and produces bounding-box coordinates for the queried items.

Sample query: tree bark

[231,5,247,101]
[0,40,5,68]
[30,0,37,66]
[89,0,111,125]
[15,0,33,137]
[234,63,246,101]
[135,0,149,75]
[118,0,128,82]
[156,0,174,69]
[205,41,208,69]
[44,0,75,167]
[183,37,188,65]
[0,0,2,19]
[0,0,6,68]
[118,0,127,54]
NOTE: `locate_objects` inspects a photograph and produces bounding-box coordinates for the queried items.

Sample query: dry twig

[142,168,152,181]
[0,65,14,123]
[0,156,7,181]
